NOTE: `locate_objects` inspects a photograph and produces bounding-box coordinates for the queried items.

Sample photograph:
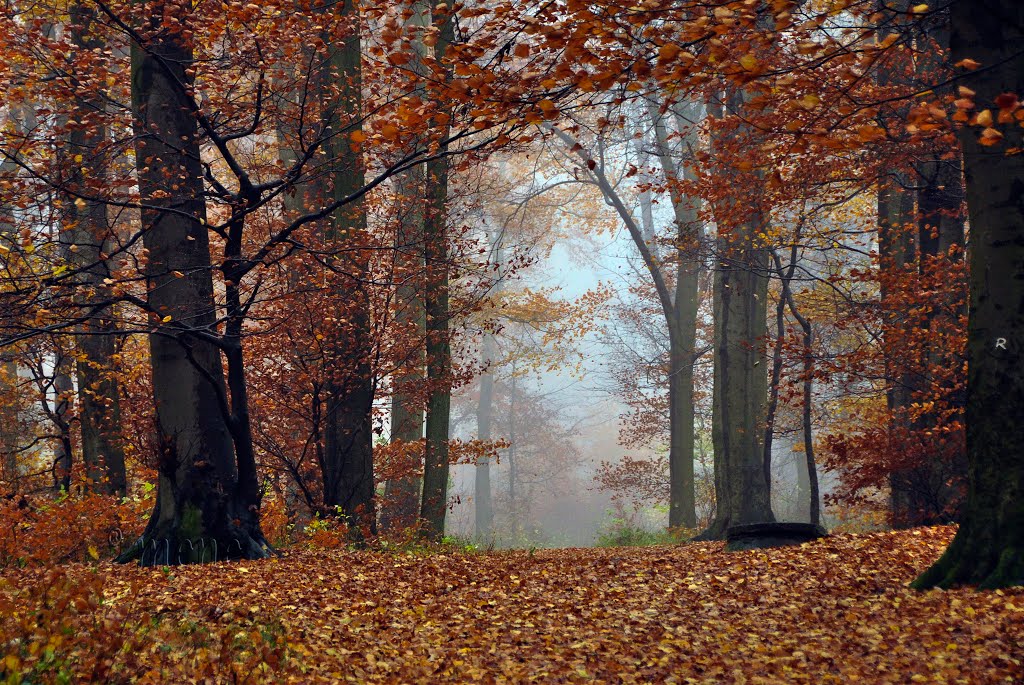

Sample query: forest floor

[2,525,1022,684]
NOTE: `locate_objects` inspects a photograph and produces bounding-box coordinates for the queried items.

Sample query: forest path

[2,526,1022,683]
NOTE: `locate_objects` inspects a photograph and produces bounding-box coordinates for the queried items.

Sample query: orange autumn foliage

[0,491,151,569]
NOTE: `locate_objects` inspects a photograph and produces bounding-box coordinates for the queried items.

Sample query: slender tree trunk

[65,2,127,496]
[553,105,702,528]
[772,246,821,528]
[879,179,918,522]
[474,315,497,539]
[799,324,819,528]
[418,4,454,541]
[382,0,431,531]
[0,357,16,489]
[763,263,790,493]
[419,147,452,540]
[891,5,967,527]
[322,0,376,537]
[914,0,1024,589]
[507,373,517,530]
[646,98,701,530]
[118,5,269,564]
[52,356,74,493]
[382,180,426,526]
[765,229,817,523]
[0,155,19,489]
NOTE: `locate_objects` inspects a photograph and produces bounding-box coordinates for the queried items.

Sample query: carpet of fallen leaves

[2,526,1023,684]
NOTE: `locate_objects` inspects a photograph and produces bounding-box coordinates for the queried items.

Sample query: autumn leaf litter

[2,526,1022,683]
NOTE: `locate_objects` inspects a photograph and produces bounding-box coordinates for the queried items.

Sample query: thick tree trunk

[118,8,269,565]
[65,2,127,496]
[699,217,774,540]
[913,0,1024,589]
[697,91,774,541]
[322,0,376,537]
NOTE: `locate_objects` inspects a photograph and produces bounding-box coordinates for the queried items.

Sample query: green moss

[179,503,205,543]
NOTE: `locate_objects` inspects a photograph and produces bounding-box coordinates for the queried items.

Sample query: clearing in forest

[1,526,1022,683]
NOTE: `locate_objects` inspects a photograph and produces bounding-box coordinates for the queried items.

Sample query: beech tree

[120,0,272,561]
[64,2,128,497]
[549,102,703,530]
[913,0,1024,589]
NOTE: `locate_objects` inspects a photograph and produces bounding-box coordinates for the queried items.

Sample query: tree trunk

[879,179,920,524]
[697,91,774,540]
[0,150,16,488]
[66,2,127,496]
[52,357,74,494]
[382,0,431,531]
[118,6,269,565]
[381,164,426,531]
[773,245,821,529]
[913,0,1024,589]
[321,0,376,537]
[507,373,518,530]
[418,5,454,541]
[700,219,773,539]
[419,149,452,541]
[474,318,497,540]
[647,98,701,530]
[891,4,967,528]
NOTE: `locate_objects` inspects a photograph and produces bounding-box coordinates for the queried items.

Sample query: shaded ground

[2,526,1022,683]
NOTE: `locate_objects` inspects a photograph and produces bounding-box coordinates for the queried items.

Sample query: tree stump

[725,522,828,551]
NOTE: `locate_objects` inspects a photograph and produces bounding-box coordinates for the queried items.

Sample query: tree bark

[646,98,701,530]
[382,0,431,532]
[0,150,21,491]
[552,106,702,529]
[419,145,452,541]
[52,357,74,494]
[321,0,376,538]
[772,247,821,528]
[474,235,499,539]
[418,4,454,541]
[697,91,774,540]
[913,0,1024,589]
[118,4,269,564]
[381,164,426,529]
[66,2,127,496]
[474,333,496,539]
[890,3,967,528]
